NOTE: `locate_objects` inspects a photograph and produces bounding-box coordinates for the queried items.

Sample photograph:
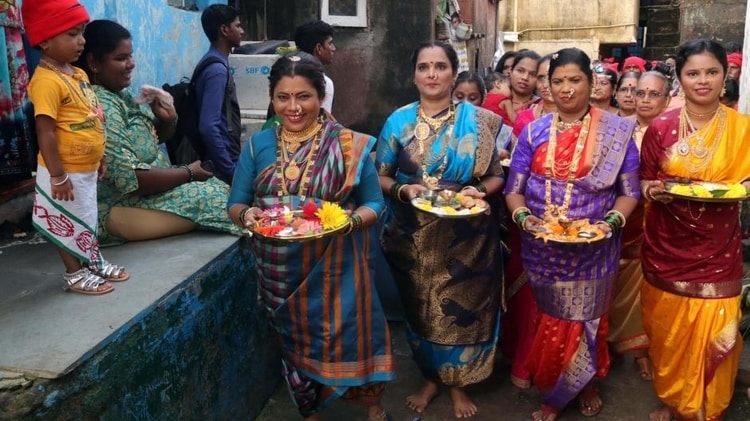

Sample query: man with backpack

[193,4,243,185]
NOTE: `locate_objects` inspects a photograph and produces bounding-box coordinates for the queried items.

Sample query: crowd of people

[11,0,750,419]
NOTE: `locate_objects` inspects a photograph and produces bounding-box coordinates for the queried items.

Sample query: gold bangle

[396,184,409,203]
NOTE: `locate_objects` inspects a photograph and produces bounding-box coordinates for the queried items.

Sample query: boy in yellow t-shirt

[23,0,129,295]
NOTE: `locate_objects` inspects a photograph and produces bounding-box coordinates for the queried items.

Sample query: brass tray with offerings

[664,180,749,203]
[249,201,350,242]
[529,217,611,244]
[410,189,490,219]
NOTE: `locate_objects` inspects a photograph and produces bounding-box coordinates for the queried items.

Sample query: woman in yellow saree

[640,39,750,421]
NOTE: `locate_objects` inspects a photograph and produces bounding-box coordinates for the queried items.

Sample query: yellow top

[28,66,105,172]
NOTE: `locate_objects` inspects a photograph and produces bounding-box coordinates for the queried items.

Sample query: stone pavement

[257,322,750,421]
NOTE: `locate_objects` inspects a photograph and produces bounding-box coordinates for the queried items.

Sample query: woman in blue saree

[227,55,395,421]
[376,41,506,419]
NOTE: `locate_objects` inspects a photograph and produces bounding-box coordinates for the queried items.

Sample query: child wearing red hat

[22,0,130,295]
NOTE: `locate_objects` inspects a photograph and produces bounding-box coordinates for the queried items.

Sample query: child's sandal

[90,261,130,282]
[63,268,114,295]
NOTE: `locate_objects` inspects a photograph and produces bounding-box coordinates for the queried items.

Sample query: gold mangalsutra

[543,111,591,220]
[279,121,322,152]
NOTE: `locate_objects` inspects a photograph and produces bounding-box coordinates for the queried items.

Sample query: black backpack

[162,57,227,166]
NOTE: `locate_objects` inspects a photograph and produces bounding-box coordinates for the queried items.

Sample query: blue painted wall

[77,0,226,92]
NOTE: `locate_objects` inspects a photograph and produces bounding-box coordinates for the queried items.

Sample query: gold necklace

[415,105,454,189]
[414,104,454,141]
[39,59,102,122]
[684,105,719,118]
[276,130,321,201]
[556,118,583,131]
[543,112,591,220]
[676,106,724,173]
[279,121,322,153]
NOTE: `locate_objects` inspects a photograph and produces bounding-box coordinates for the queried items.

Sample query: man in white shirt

[294,20,336,113]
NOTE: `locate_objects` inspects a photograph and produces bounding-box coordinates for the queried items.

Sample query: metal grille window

[321,0,367,27]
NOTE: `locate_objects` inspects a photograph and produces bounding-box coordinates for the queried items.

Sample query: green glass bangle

[516,212,530,228]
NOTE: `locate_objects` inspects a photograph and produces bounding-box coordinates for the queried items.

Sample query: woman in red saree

[640,39,750,421]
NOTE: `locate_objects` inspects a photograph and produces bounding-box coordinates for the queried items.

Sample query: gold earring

[678,89,685,99]
[721,87,727,97]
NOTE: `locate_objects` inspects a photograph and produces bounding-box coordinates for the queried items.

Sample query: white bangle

[51,174,69,186]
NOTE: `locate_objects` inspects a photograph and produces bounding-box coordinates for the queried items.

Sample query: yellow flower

[725,183,747,198]
[316,201,349,230]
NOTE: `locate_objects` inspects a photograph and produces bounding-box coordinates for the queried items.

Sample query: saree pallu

[376,101,505,387]
[31,166,104,270]
[506,109,640,409]
[639,106,750,420]
[245,122,395,415]
[607,202,649,354]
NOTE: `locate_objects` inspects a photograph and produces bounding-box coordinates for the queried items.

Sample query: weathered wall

[680,0,746,45]
[0,242,279,420]
[250,0,433,136]
[78,0,226,92]
[500,0,639,57]
[640,0,680,60]
[329,0,433,135]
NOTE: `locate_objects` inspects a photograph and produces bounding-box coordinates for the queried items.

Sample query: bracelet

[238,207,252,225]
[511,207,531,224]
[517,212,531,229]
[181,165,194,182]
[606,210,626,228]
[344,213,364,235]
[389,182,403,199]
[473,180,488,194]
[396,184,409,203]
[51,174,70,186]
[603,215,620,231]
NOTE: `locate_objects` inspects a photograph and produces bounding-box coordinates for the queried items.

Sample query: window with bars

[321,0,367,27]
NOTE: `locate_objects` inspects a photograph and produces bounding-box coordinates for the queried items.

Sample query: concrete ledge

[0,233,279,420]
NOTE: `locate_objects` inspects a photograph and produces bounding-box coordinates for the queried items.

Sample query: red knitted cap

[727,52,743,67]
[22,0,90,46]
[622,56,646,73]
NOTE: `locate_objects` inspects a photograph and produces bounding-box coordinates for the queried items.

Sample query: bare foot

[406,380,439,413]
[450,387,477,418]
[531,404,559,421]
[635,355,654,381]
[648,405,673,421]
